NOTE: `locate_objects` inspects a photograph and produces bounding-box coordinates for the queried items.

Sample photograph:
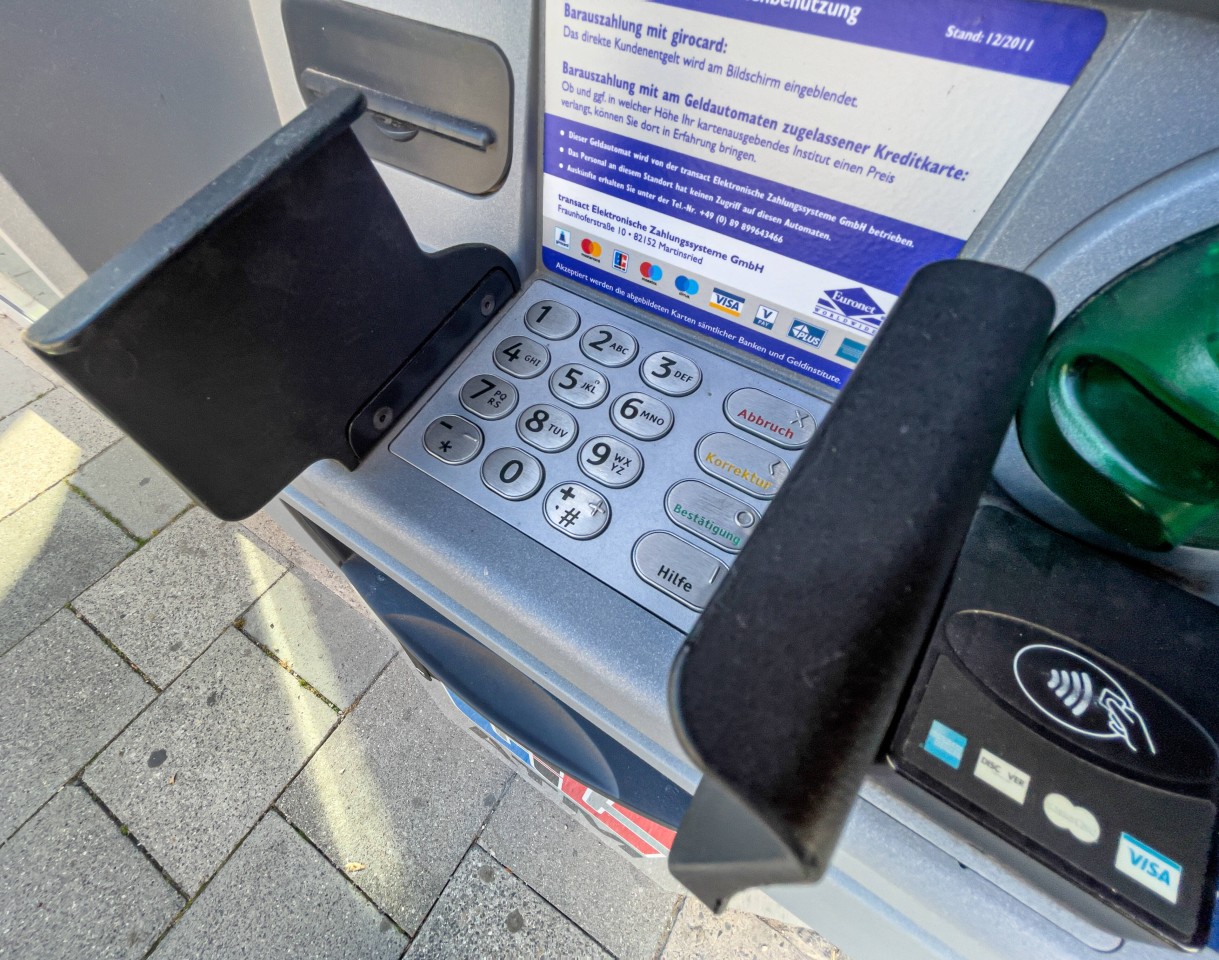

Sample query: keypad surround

[391,280,829,631]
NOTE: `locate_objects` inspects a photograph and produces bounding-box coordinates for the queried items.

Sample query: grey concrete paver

[0,314,62,384]
[152,812,407,960]
[75,510,287,686]
[241,508,371,617]
[242,569,398,710]
[0,387,122,520]
[72,437,192,539]
[408,845,610,959]
[662,898,835,959]
[0,347,52,418]
[0,483,133,654]
[0,610,153,841]
[83,629,335,895]
[277,658,513,934]
[0,785,183,959]
[481,778,680,960]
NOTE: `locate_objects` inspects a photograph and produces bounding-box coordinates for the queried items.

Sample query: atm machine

[15,0,1219,957]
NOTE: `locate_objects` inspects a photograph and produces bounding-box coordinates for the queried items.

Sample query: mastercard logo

[580,239,602,258]
[640,262,663,282]
[675,275,699,295]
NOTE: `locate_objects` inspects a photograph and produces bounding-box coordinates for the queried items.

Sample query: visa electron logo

[580,238,603,260]
[674,275,699,297]
[640,261,663,283]
[709,287,744,317]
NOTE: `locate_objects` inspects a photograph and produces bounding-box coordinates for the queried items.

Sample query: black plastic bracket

[667,260,1056,909]
[23,88,518,520]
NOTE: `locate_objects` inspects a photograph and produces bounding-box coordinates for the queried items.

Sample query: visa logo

[710,288,744,317]
[1115,833,1181,903]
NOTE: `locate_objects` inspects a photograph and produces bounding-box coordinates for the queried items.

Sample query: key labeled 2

[516,403,577,452]
[579,435,643,488]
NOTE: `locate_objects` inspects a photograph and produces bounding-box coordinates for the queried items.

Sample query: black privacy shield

[23,88,517,520]
[667,260,1056,909]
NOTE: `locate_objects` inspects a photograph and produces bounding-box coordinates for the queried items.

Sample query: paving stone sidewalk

[0,310,846,959]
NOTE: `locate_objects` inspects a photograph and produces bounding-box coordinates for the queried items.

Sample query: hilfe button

[633,531,727,611]
[724,388,815,449]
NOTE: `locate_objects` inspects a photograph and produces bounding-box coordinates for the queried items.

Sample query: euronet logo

[813,286,885,330]
[709,287,744,317]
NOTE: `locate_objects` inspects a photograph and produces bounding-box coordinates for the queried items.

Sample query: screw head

[480,294,497,317]
[372,406,395,430]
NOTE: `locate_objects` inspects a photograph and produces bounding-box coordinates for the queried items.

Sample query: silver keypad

[640,351,702,396]
[525,300,580,340]
[696,432,790,500]
[610,392,674,441]
[390,279,830,632]
[665,480,758,554]
[544,482,610,540]
[423,416,483,465]
[549,363,610,409]
[632,532,727,611]
[494,336,550,379]
[460,374,518,421]
[724,388,815,448]
[579,436,643,489]
[580,324,638,367]
[517,403,578,452]
[481,447,544,501]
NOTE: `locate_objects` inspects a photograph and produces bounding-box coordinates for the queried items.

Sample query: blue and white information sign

[541,0,1105,391]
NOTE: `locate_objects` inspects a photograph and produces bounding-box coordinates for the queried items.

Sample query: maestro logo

[639,261,663,283]
[1013,644,1156,755]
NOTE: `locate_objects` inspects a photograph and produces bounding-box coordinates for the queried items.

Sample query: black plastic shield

[668,260,1056,908]
[24,88,517,520]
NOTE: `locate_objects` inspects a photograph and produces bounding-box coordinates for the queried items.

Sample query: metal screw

[480,294,497,317]
[370,113,419,142]
[372,406,395,431]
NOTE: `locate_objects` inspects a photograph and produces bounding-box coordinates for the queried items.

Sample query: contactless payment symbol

[675,276,699,297]
[640,261,662,283]
[709,288,744,317]
[612,250,629,272]
[1013,644,1155,755]
[554,227,571,249]
[754,305,777,330]
[580,238,602,260]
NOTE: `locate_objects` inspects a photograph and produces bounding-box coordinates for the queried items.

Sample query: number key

[610,392,673,440]
[524,300,580,340]
[641,351,702,396]
[579,435,643,488]
[494,336,550,379]
[459,374,518,420]
[580,324,638,367]
[481,447,544,500]
[550,364,609,409]
[516,403,578,452]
